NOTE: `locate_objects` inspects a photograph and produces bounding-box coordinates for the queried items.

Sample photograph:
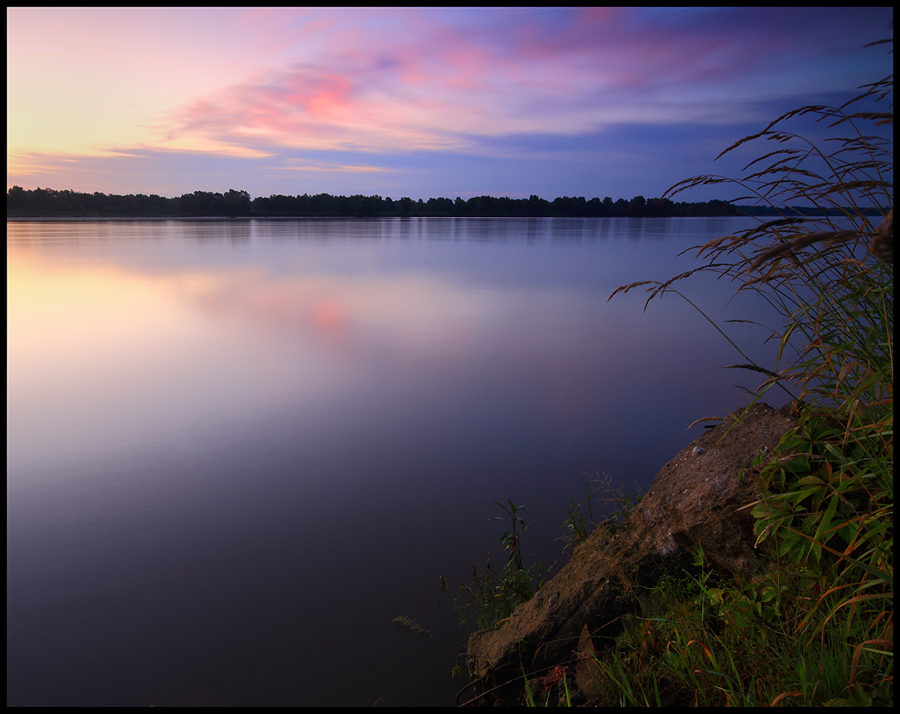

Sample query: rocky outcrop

[463,402,797,705]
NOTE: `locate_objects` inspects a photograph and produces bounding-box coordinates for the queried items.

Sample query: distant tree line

[6,185,885,219]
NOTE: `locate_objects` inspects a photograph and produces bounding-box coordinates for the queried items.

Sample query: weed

[440,500,550,633]
[599,36,893,706]
[558,480,599,552]
[558,474,642,553]
[451,35,892,708]
[392,615,433,638]
[594,472,643,524]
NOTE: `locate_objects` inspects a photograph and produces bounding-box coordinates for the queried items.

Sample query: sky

[6,7,894,202]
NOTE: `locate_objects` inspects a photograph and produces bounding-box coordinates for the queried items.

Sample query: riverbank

[459,396,893,706]
[454,60,894,708]
[460,401,797,705]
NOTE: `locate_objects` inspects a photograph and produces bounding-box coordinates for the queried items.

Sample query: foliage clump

[446,36,892,707]
[599,44,892,707]
[440,500,551,634]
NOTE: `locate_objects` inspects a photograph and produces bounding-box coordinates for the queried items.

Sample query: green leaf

[812,492,840,544]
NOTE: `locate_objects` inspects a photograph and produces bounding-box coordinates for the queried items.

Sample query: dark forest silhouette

[6,186,884,219]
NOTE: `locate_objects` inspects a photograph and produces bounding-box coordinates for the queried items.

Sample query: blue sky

[7,7,893,202]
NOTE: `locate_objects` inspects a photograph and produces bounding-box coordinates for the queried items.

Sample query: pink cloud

[160,7,829,158]
[8,6,891,197]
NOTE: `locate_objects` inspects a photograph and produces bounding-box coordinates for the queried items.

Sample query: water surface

[7,217,787,705]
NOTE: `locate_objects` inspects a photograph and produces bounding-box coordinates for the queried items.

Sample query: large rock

[464,402,797,704]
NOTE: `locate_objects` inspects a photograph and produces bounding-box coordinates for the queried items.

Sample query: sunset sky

[7,7,893,202]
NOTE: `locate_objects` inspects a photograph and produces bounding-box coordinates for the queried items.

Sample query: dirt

[463,401,798,705]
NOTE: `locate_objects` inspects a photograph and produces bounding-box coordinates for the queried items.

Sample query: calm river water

[7,217,788,705]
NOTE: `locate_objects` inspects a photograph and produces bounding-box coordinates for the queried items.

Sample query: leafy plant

[558,474,642,554]
[440,500,550,633]
[560,498,590,552]
[595,472,643,524]
[558,480,600,551]
[452,35,892,707]
[602,39,893,706]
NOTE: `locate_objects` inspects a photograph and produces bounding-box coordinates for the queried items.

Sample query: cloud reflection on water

[9,218,728,483]
[7,217,790,706]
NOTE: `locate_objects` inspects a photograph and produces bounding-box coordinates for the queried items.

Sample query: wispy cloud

[147,7,893,159]
[6,7,892,199]
[272,162,392,174]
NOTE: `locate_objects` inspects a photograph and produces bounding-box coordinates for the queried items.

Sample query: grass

[578,540,892,706]
[450,39,892,707]
[595,44,893,707]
